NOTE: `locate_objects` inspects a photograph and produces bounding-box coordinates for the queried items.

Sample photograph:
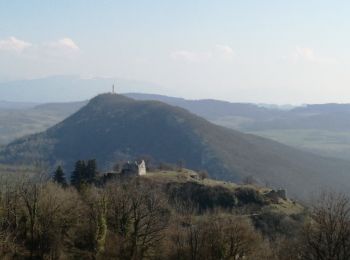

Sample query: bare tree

[19,180,41,258]
[105,180,170,259]
[202,215,264,260]
[168,213,266,260]
[78,187,108,259]
[300,192,350,260]
[35,183,80,259]
[0,174,24,258]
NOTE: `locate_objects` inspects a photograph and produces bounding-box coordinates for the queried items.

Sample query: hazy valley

[3,78,350,163]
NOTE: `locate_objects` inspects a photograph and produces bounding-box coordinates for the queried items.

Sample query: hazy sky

[1,0,350,104]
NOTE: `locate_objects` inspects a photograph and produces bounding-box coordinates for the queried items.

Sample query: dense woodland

[0,160,349,259]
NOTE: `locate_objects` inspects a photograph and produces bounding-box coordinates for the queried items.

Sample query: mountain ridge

[2,93,350,198]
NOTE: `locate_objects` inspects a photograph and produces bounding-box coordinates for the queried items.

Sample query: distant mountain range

[126,93,285,121]
[127,94,350,160]
[2,93,350,199]
[127,93,350,131]
[3,91,350,161]
[3,75,350,161]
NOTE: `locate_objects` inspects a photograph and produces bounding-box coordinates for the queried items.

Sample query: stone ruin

[121,160,147,176]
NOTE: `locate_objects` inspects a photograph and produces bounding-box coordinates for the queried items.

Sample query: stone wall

[266,189,287,202]
[138,160,147,176]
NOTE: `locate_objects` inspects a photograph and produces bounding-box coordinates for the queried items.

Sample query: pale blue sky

[1,0,350,104]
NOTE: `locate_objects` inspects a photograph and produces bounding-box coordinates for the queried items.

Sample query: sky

[1,0,350,104]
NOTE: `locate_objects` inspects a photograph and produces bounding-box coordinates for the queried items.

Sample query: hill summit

[2,93,350,198]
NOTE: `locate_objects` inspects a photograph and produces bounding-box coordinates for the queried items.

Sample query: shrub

[235,187,266,206]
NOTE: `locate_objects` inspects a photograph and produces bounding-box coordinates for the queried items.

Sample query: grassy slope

[144,170,304,215]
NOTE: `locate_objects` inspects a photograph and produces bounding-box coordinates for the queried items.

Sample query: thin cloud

[0,37,32,52]
[170,50,212,63]
[286,46,336,64]
[214,44,235,61]
[294,47,316,62]
[0,36,80,61]
[47,38,80,51]
[170,44,235,63]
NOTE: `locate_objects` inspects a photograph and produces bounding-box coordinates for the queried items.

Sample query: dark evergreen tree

[86,159,97,184]
[71,160,86,188]
[53,166,67,187]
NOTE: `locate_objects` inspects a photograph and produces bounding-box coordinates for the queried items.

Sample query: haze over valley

[2,75,350,163]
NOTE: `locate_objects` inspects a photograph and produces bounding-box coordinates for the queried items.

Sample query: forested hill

[2,93,350,198]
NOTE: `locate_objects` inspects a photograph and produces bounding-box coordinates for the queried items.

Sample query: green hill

[2,93,350,198]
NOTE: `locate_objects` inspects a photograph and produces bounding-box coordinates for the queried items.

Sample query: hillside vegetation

[0,166,307,259]
[2,94,350,199]
[1,165,349,260]
[144,169,304,215]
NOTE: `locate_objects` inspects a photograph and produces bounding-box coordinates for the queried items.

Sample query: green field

[0,102,84,145]
[0,110,64,144]
[248,129,350,160]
